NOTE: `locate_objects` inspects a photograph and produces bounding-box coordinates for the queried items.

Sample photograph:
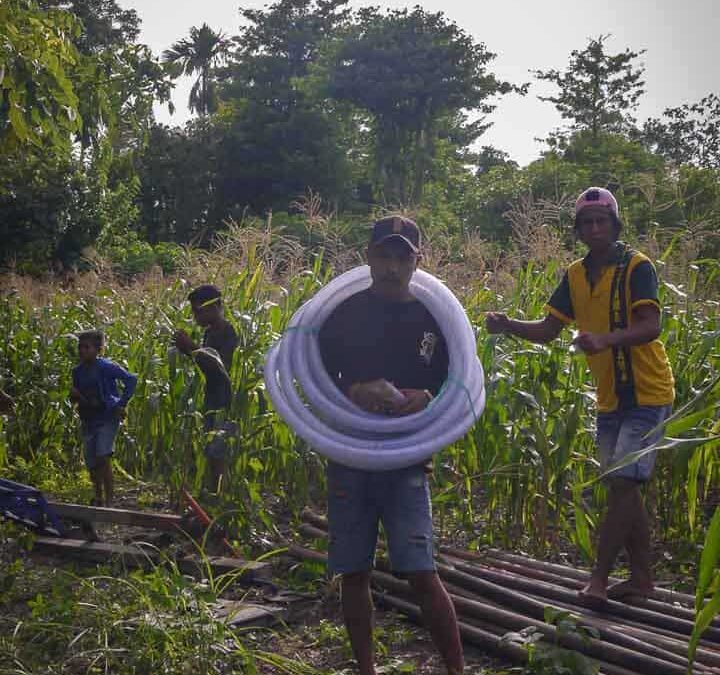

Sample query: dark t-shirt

[201,319,238,414]
[318,289,449,395]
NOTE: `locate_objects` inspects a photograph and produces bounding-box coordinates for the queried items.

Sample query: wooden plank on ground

[47,501,184,531]
[34,536,156,568]
[176,555,272,581]
[211,600,286,628]
[32,537,271,582]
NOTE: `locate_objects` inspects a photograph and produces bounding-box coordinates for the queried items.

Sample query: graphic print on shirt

[419,331,438,365]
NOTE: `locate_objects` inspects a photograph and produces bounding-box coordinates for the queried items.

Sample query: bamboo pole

[297,512,720,660]
[434,562,720,672]
[441,556,717,640]
[289,545,670,675]
[300,508,328,530]
[441,550,703,626]
[297,508,720,668]
[373,591,532,664]
[301,510,698,610]
[377,595,668,675]
[370,561,699,674]
[497,580,720,669]
[483,548,698,607]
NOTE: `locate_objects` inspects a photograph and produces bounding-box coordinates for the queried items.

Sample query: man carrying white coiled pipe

[316,216,464,675]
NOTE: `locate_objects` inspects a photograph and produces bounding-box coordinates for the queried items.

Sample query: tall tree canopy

[163,23,230,117]
[211,0,355,213]
[534,35,645,139]
[326,6,513,204]
[0,0,83,151]
[644,94,720,169]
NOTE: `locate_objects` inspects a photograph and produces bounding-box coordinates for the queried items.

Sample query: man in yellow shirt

[486,187,674,604]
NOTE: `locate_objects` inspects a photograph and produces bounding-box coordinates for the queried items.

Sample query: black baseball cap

[369,215,421,253]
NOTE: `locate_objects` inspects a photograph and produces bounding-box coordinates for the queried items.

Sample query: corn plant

[0,235,717,559]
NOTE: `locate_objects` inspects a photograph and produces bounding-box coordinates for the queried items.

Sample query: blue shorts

[596,405,672,482]
[82,420,119,470]
[326,462,435,575]
[204,419,237,460]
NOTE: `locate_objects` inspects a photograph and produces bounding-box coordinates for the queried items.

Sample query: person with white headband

[317,215,464,675]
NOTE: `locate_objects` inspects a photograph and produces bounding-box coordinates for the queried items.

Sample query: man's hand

[173,329,197,356]
[573,331,611,355]
[70,387,87,405]
[348,379,405,414]
[0,389,14,413]
[485,312,510,335]
[395,389,432,416]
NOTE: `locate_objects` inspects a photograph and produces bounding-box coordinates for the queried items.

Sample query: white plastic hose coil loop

[263,265,486,471]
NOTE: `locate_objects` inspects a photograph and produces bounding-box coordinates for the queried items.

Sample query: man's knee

[406,570,440,594]
[608,476,641,494]
[342,570,372,589]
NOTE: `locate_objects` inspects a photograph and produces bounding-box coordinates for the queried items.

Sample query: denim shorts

[326,461,434,575]
[596,405,672,482]
[204,419,237,460]
[82,419,119,469]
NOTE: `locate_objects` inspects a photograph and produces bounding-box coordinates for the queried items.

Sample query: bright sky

[121,0,720,167]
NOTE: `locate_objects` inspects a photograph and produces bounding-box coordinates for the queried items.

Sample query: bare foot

[607,579,654,600]
[578,579,608,608]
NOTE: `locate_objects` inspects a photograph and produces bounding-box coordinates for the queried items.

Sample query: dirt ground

[1,479,699,675]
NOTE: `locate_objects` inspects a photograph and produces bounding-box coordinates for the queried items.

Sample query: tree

[1,0,173,269]
[136,122,221,244]
[643,94,720,169]
[163,24,231,117]
[0,0,83,151]
[326,6,513,204]
[39,0,141,51]
[40,0,172,153]
[214,0,356,213]
[534,35,645,139]
[474,146,518,175]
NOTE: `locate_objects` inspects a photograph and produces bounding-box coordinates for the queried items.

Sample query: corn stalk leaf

[590,436,720,485]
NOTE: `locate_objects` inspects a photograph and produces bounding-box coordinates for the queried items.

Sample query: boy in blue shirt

[70,330,137,506]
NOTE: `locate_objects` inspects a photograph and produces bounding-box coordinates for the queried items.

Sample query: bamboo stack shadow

[292,508,720,675]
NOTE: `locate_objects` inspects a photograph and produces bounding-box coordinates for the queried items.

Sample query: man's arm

[174,329,199,355]
[193,348,231,384]
[486,312,565,344]
[106,362,138,406]
[0,388,14,413]
[574,261,663,355]
[574,304,660,355]
[69,368,86,404]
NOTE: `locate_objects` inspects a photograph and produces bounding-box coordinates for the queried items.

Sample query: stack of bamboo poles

[291,509,720,675]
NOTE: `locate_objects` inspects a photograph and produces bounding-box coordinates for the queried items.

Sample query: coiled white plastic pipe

[264,266,485,471]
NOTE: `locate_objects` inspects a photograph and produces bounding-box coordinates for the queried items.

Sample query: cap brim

[371,234,419,253]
